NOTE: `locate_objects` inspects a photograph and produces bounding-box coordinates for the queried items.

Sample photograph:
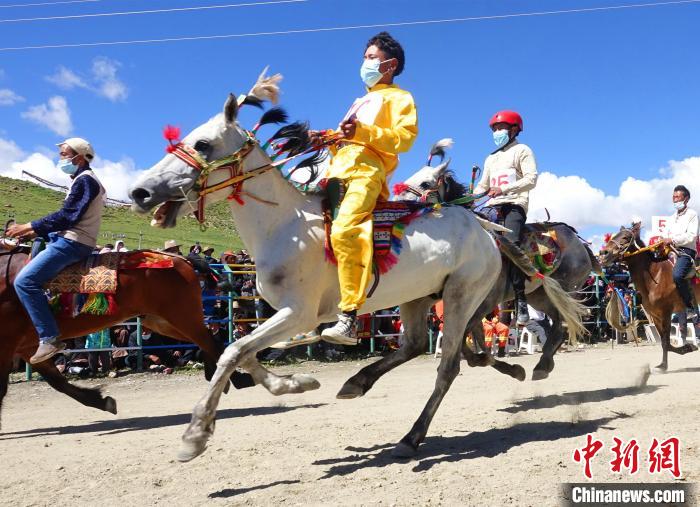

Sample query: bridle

[398,175,445,203]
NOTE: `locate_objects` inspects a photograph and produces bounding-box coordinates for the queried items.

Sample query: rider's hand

[487,187,503,198]
[339,117,358,140]
[308,129,323,148]
[6,222,35,240]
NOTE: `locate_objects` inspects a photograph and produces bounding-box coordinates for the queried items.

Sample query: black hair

[366,31,405,76]
[674,184,690,200]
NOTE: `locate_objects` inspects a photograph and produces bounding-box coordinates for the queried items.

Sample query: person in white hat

[162,239,182,255]
[7,137,106,364]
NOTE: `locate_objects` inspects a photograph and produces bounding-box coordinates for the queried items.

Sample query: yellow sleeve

[352,92,418,154]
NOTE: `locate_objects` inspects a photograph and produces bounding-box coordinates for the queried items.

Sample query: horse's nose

[130,187,152,208]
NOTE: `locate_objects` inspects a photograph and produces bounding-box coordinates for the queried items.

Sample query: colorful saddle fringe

[324,200,437,274]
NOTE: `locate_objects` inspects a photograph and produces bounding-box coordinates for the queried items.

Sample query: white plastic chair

[518,327,542,355]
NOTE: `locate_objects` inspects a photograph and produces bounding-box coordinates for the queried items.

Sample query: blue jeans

[672,248,696,309]
[14,233,93,343]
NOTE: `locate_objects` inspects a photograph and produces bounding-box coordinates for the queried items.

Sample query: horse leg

[654,317,671,372]
[0,355,11,428]
[32,359,117,414]
[465,322,526,382]
[393,266,498,458]
[337,297,434,399]
[179,307,315,462]
[141,315,254,390]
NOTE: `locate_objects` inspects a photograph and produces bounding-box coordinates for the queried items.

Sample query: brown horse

[0,247,253,422]
[600,223,698,371]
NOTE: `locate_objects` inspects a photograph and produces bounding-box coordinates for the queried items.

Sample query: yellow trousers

[331,164,383,312]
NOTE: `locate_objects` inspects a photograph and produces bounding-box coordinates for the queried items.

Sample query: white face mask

[673,201,686,211]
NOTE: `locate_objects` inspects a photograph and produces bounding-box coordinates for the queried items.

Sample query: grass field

[0,175,244,254]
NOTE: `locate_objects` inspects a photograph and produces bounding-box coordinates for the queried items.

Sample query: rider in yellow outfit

[320,32,418,343]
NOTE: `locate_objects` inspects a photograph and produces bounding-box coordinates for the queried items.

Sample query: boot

[516,299,530,326]
[30,338,66,365]
[321,312,357,346]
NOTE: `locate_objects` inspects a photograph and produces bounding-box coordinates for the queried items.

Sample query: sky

[0,0,699,249]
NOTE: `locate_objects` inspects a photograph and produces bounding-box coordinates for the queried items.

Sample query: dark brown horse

[0,247,252,422]
[600,223,698,371]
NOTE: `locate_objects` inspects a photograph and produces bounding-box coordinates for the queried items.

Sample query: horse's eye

[194,140,211,154]
[419,182,431,190]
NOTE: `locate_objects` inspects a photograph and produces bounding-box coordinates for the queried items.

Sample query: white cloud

[0,88,24,106]
[529,156,700,235]
[45,57,128,102]
[91,57,127,102]
[0,136,139,201]
[21,96,73,137]
[46,66,88,90]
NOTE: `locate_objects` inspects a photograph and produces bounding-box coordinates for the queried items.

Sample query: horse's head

[393,160,452,203]
[130,94,255,227]
[599,222,642,266]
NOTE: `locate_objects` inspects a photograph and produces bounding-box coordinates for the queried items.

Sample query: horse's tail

[497,235,588,345]
[605,295,640,344]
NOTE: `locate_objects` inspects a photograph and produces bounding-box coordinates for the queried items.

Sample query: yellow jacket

[328,83,418,200]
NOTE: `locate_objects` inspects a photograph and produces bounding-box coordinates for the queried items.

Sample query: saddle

[39,250,176,317]
[321,178,436,275]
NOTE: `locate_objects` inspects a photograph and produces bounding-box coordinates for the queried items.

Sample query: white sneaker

[321,314,358,346]
[271,330,321,349]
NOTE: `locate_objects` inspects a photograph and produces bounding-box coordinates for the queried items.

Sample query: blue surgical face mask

[492,129,510,148]
[673,201,686,211]
[57,157,78,175]
[360,58,388,88]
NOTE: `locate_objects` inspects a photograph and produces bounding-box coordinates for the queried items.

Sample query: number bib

[490,167,517,189]
[342,93,383,125]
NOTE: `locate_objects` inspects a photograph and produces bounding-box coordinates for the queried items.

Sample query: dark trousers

[492,204,527,300]
[673,248,696,309]
[88,351,111,375]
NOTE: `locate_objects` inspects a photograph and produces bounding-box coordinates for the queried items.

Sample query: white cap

[57,137,95,160]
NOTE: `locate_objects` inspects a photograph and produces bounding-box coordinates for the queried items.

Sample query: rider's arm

[500,145,537,195]
[30,175,101,238]
[351,93,418,154]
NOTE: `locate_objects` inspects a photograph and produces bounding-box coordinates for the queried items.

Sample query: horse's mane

[442,171,469,202]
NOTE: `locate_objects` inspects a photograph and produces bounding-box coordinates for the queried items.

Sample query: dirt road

[2,343,698,506]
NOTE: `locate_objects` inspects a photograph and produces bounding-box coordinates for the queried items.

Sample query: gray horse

[393,159,600,380]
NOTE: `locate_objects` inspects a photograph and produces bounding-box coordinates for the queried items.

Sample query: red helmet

[489,110,523,132]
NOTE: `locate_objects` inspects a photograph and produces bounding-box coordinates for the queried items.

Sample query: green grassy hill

[0,175,244,254]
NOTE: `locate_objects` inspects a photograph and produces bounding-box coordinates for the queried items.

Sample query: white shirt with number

[475,140,538,213]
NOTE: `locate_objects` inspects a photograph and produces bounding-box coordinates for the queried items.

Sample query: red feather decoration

[392,182,410,196]
[163,125,181,153]
[163,125,181,142]
[603,233,612,243]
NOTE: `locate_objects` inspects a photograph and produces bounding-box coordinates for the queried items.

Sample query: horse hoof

[336,381,364,399]
[290,374,320,392]
[391,441,417,459]
[231,371,256,389]
[652,364,667,374]
[104,396,117,415]
[687,344,698,353]
[532,369,549,381]
[512,365,526,382]
[177,438,207,462]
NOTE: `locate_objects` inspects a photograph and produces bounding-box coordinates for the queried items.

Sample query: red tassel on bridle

[393,182,410,196]
[163,125,181,153]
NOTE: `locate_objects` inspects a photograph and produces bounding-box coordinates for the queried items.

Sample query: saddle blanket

[324,200,435,274]
[44,250,175,294]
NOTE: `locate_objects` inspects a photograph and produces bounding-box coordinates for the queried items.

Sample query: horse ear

[224,93,239,125]
[434,158,451,175]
